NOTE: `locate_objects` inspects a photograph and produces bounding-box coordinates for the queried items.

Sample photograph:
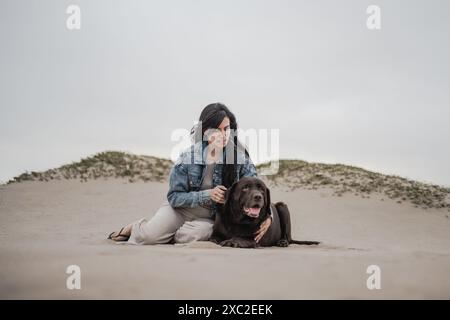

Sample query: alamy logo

[170,122,280,175]
[66,265,81,290]
[366,265,381,290]
[366,5,381,30]
[66,5,81,30]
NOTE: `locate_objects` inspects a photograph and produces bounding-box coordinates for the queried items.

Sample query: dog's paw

[209,237,220,244]
[220,239,256,248]
[220,239,240,248]
[276,239,289,247]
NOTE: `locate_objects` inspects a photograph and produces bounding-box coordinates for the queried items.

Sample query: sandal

[107,227,130,242]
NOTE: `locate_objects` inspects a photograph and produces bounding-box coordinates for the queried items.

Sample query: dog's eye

[242,186,249,191]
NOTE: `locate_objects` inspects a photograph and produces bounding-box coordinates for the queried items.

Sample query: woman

[108,103,272,244]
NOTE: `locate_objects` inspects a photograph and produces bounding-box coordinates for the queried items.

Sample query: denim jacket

[167,140,258,216]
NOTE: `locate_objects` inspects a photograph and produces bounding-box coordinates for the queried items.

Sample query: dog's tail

[290,240,320,245]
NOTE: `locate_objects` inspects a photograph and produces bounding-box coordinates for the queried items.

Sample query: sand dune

[1,176,450,299]
[9,151,450,210]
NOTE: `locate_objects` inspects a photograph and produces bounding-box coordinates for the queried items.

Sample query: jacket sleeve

[166,158,211,208]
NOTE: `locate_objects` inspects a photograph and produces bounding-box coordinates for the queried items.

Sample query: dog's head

[223,177,271,223]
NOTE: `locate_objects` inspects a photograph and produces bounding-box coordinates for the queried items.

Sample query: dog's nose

[254,194,262,201]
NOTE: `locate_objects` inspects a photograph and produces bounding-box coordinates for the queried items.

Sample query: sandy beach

[2,0,450,302]
[1,177,449,299]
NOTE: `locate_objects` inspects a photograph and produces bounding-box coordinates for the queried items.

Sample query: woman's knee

[134,232,174,245]
[174,219,214,243]
[129,220,175,245]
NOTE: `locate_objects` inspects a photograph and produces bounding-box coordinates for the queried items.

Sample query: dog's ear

[220,180,241,227]
[223,181,239,213]
[265,186,271,215]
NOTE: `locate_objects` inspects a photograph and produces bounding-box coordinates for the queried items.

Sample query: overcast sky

[1,0,449,186]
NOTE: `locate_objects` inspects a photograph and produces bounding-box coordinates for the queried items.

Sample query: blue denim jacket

[167,140,258,216]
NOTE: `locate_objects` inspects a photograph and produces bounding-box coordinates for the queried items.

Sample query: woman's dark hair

[190,102,250,189]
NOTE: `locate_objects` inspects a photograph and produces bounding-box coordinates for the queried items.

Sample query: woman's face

[205,116,231,148]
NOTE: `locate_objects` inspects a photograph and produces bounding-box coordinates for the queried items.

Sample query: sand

[0,178,449,299]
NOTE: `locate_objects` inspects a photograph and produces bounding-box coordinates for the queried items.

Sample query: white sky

[1,0,449,186]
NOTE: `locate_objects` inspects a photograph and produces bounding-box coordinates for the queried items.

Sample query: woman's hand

[254,217,272,243]
[210,185,227,204]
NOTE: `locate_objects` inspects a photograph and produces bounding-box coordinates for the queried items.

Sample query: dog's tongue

[244,207,261,217]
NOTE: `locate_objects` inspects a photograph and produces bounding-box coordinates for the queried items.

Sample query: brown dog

[210,177,320,248]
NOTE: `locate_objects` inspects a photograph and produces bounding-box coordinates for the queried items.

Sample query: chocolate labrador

[210,177,320,248]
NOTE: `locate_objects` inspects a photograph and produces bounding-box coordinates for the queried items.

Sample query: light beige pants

[126,200,214,245]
